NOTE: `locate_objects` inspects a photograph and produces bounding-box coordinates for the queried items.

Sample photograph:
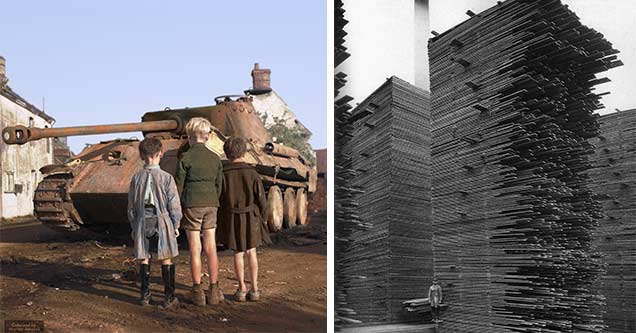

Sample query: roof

[0,84,55,123]
[315,148,327,175]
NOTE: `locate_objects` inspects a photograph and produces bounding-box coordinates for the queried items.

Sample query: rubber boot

[207,282,224,305]
[139,263,151,306]
[161,264,179,309]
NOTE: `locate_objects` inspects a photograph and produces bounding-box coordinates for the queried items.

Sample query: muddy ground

[0,210,326,333]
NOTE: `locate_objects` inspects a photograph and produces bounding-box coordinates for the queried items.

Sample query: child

[218,137,271,302]
[127,137,182,308]
[428,278,443,323]
[174,117,224,306]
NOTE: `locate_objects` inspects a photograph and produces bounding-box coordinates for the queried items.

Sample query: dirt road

[0,211,326,333]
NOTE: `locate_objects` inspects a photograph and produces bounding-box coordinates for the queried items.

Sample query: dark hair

[139,137,163,159]
[223,137,247,160]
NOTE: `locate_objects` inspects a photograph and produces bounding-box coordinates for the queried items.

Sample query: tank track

[33,173,83,231]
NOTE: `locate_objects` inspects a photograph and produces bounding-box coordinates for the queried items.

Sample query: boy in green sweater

[175,117,224,306]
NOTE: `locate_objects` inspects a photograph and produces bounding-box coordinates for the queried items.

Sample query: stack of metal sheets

[429,0,622,332]
[339,77,432,324]
[588,109,636,333]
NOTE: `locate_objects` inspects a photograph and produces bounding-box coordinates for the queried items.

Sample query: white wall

[337,0,430,104]
[251,91,311,135]
[0,94,54,218]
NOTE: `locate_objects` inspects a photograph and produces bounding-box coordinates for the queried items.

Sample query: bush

[259,113,316,165]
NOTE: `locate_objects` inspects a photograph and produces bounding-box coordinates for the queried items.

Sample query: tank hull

[35,137,314,232]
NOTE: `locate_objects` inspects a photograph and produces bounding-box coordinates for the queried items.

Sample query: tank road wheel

[283,188,297,229]
[267,186,284,232]
[295,188,308,226]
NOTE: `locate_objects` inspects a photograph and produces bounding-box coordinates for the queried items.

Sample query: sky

[430,0,636,116]
[1,0,326,153]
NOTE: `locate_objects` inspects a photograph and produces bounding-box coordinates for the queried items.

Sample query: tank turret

[2,96,316,233]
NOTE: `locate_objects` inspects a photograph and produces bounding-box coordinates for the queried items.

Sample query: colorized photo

[1,1,326,332]
[335,0,635,332]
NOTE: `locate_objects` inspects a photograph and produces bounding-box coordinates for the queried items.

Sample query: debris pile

[588,109,636,333]
[339,77,432,323]
[429,0,622,331]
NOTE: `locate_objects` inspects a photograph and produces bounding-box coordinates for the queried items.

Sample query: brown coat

[217,162,271,252]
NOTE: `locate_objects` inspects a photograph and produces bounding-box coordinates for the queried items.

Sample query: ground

[0,210,326,333]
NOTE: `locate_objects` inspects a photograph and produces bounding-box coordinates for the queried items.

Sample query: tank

[2,95,316,234]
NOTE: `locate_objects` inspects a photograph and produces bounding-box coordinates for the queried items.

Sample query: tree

[259,113,316,165]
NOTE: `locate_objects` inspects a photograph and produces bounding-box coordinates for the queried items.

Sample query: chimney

[250,63,272,94]
[0,56,7,88]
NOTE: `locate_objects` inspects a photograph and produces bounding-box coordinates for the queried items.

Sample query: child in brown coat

[217,137,271,302]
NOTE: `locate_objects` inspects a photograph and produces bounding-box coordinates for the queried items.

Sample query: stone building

[53,137,73,164]
[0,56,56,219]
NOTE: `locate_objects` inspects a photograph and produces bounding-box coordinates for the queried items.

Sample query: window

[4,172,15,193]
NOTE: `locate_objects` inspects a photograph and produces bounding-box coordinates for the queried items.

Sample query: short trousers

[146,234,159,254]
[144,206,158,238]
[181,206,218,231]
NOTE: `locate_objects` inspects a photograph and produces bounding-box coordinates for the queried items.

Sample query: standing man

[428,278,443,323]
[175,117,224,306]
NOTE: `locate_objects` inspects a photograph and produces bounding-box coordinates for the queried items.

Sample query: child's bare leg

[160,258,172,265]
[202,228,219,284]
[139,258,149,265]
[246,248,258,292]
[186,230,202,284]
[233,251,247,292]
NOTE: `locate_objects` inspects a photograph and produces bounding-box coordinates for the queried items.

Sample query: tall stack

[334,0,363,327]
[340,77,432,323]
[429,0,622,332]
[588,110,636,333]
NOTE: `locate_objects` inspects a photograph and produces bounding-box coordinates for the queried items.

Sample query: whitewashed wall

[0,94,54,218]
[251,91,310,134]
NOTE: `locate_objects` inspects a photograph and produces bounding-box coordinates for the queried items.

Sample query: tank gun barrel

[2,119,179,145]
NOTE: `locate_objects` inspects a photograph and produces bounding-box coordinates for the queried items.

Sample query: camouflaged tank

[2,95,316,233]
